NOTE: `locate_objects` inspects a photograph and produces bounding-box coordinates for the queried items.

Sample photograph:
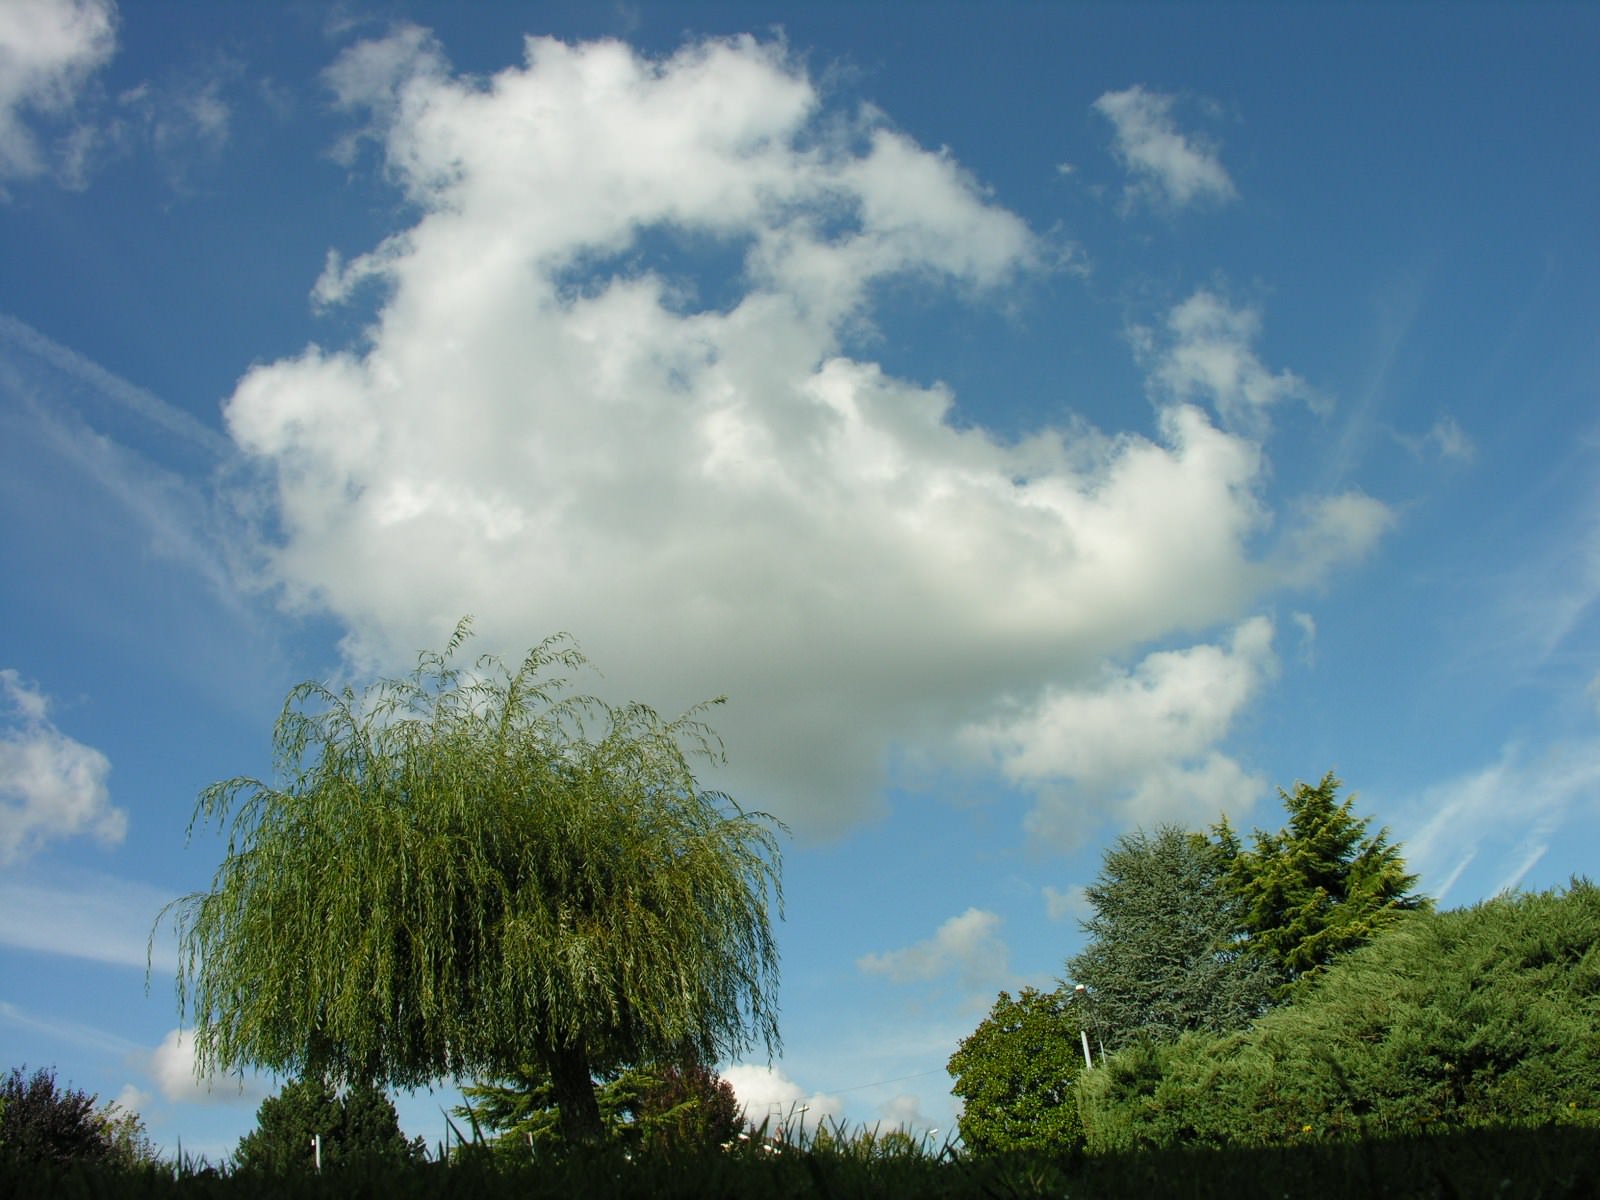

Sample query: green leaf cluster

[946,988,1087,1155]
[233,1076,426,1173]
[1078,880,1600,1151]
[164,622,784,1144]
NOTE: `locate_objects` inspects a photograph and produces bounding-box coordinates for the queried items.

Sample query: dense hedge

[1078,880,1600,1151]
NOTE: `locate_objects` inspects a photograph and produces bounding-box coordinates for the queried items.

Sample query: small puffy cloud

[877,1092,930,1133]
[142,1029,265,1105]
[1042,883,1089,923]
[856,907,1008,990]
[1141,291,1314,434]
[960,618,1276,846]
[1094,85,1236,211]
[1291,610,1317,665]
[0,670,125,864]
[0,0,116,185]
[111,1083,152,1115]
[1274,492,1395,589]
[1395,414,1476,464]
[721,1063,843,1134]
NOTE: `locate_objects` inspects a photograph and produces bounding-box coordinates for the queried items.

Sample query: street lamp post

[1071,983,1106,1069]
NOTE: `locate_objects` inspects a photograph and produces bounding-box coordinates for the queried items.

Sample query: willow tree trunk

[546,1043,605,1146]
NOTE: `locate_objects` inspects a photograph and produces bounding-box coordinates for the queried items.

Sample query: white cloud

[856,908,1009,991]
[1042,883,1089,922]
[0,312,232,456]
[876,1092,931,1133]
[0,670,125,863]
[1274,491,1395,589]
[1141,291,1314,434]
[111,68,234,189]
[1291,610,1317,665]
[0,0,116,185]
[1396,414,1476,463]
[142,1028,265,1105]
[960,617,1276,846]
[1094,85,1236,211]
[222,32,1381,844]
[721,1063,843,1136]
[111,1083,153,1115]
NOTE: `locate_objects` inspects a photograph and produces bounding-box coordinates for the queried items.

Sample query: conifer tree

[1065,826,1278,1049]
[1224,772,1427,995]
[233,1076,424,1172]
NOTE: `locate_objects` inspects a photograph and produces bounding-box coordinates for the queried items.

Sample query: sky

[1,0,1598,1161]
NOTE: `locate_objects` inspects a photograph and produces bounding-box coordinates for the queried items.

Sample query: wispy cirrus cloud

[1397,738,1600,902]
[0,866,178,969]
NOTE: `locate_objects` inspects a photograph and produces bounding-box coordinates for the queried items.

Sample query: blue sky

[2,0,1598,1159]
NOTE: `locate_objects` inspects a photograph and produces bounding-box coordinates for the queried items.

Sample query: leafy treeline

[1079,879,1600,1150]
[948,775,1600,1155]
[1067,772,1427,1043]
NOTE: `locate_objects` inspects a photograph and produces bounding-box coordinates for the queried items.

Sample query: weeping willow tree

[161,622,784,1144]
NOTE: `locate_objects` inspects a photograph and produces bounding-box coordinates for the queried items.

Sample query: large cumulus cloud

[225,31,1384,840]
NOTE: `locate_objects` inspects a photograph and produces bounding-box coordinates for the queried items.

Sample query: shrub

[1079,880,1600,1151]
[0,1066,152,1167]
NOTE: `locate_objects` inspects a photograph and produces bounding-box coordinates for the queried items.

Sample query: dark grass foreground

[7,1128,1599,1200]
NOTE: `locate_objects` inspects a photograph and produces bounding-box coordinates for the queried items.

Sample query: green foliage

[1223,772,1427,995]
[1078,880,1600,1152]
[1066,825,1279,1049]
[946,987,1086,1155]
[164,622,784,1144]
[233,1076,426,1172]
[633,1062,746,1155]
[97,1102,159,1169]
[0,1066,152,1168]
[460,1060,746,1157]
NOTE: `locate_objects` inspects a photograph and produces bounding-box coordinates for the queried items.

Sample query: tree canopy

[0,1067,154,1169]
[1065,825,1278,1049]
[946,987,1087,1156]
[164,623,784,1143]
